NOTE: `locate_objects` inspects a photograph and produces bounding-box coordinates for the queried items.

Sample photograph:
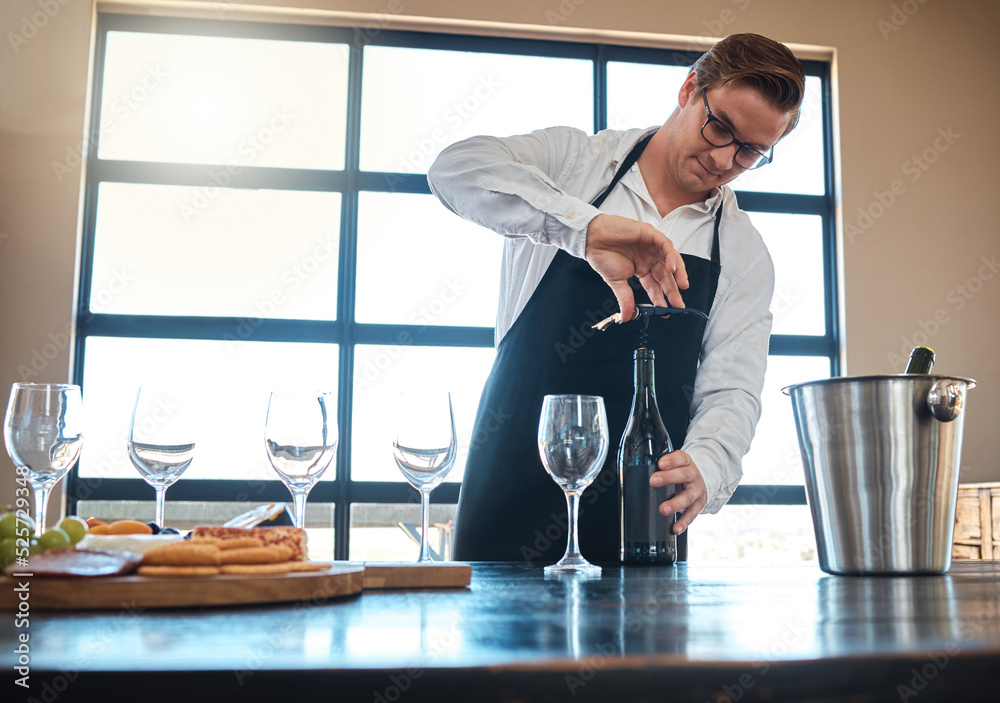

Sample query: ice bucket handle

[927,379,966,422]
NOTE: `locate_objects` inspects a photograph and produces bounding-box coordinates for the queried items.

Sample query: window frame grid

[69,13,837,559]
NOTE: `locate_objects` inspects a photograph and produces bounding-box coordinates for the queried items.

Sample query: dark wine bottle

[618,347,676,565]
[904,346,935,374]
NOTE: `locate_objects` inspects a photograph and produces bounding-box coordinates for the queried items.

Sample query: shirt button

[565,212,575,220]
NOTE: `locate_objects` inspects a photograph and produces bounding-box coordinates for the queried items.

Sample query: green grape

[37,527,71,552]
[0,513,15,540]
[0,538,17,569]
[1,512,36,540]
[59,516,89,544]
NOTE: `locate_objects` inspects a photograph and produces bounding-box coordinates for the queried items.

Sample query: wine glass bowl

[4,383,84,536]
[543,423,605,490]
[393,391,457,562]
[264,391,338,530]
[537,394,608,576]
[128,387,196,530]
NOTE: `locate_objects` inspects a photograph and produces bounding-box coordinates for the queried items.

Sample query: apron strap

[591,132,656,208]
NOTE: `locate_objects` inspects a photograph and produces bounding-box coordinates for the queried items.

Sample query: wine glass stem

[418,488,432,562]
[32,485,50,537]
[291,488,309,530]
[154,486,167,529]
[563,490,583,560]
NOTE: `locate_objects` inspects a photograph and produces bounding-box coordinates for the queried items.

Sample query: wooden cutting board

[358,562,472,590]
[0,564,365,610]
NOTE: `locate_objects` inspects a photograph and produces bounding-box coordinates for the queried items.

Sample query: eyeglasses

[700,89,773,170]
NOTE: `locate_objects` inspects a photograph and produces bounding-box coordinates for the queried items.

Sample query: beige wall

[2,0,998,519]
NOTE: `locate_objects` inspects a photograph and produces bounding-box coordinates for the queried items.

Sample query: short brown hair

[691,33,805,136]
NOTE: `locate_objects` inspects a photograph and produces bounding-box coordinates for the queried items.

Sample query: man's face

[663,74,792,196]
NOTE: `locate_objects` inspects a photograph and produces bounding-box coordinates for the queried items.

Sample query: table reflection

[818,574,960,653]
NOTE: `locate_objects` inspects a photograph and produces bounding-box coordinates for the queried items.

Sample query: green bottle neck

[634,348,656,394]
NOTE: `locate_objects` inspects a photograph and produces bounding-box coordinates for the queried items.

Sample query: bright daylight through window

[71,14,837,563]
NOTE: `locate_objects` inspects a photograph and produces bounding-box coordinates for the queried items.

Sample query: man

[428,33,805,563]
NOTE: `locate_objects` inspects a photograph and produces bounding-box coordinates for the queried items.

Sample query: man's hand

[584,213,688,322]
[651,450,706,535]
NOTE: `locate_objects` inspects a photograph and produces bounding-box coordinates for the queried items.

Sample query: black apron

[453,133,722,563]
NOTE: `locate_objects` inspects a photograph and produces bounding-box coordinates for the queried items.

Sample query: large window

[70,14,837,563]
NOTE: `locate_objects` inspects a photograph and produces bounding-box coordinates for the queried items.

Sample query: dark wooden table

[6,561,1000,702]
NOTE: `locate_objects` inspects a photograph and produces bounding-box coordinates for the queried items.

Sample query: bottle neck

[634,349,656,394]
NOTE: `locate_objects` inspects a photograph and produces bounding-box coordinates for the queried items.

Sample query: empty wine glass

[4,383,84,536]
[537,394,609,576]
[264,391,338,530]
[393,391,457,563]
[128,387,197,530]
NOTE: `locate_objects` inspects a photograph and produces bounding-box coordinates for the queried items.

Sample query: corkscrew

[590,304,709,335]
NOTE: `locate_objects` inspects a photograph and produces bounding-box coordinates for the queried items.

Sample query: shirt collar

[689,186,726,215]
[609,127,659,170]
[612,129,729,217]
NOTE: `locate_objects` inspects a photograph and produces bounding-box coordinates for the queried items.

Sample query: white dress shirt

[428,126,774,514]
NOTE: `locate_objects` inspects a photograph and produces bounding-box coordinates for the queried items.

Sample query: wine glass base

[544,558,602,577]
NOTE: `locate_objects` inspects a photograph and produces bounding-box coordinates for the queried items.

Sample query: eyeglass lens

[702,120,766,169]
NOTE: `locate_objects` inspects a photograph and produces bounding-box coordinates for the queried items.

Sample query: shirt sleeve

[426,128,608,259]
[681,233,775,514]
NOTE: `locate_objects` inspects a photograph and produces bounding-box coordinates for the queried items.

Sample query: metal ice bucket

[783,374,976,575]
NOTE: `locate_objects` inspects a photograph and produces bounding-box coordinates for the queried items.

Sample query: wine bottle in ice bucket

[904,346,935,374]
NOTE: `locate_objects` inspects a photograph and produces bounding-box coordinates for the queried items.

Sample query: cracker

[213,537,264,551]
[142,542,221,566]
[137,565,221,577]
[285,561,333,572]
[220,562,292,575]
[191,536,222,546]
[220,545,292,564]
